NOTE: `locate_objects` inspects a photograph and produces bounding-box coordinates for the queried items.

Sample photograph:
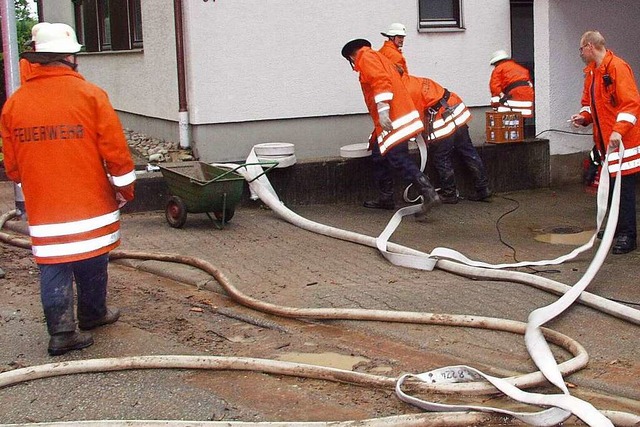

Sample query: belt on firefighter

[426,89,453,139]
[427,89,451,115]
[503,80,532,96]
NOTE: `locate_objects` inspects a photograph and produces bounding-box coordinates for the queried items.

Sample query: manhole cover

[543,225,584,234]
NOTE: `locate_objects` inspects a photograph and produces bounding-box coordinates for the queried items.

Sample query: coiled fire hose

[0,144,639,426]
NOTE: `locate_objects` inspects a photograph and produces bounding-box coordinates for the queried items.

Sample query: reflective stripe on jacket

[404,75,471,141]
[354,47,424,155]
[490,59,535,118]
[378,40,408,76]
[579,50,640,176]
[0,65,136,264]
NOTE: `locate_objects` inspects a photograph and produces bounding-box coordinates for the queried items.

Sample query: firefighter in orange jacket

[570,31,640,254]
[1,23,136,355]
[341,39,440,214]
[376,30,490,203]
[378,23,408,77]
[489,50,535,136]
[404,75,491,203]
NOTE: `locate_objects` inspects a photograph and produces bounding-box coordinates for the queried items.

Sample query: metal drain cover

[543,225,584,234]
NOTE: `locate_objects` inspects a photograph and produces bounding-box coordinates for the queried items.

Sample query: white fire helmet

[381,23,407,37]
[490,50,510,65]
[34,23,82,54]
[23,22,48,48]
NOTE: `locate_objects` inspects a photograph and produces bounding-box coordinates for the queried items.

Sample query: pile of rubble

[124,129,194,163]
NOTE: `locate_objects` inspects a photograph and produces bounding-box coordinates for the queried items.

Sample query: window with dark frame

[73,0,143,52]
[418,0,463,30]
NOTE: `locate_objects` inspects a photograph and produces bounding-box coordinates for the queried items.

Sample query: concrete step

[122,138,549,213]
[0,139,549,213]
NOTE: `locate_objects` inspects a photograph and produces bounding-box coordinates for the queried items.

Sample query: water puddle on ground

[534,230,595,245]
[275,351,369,370]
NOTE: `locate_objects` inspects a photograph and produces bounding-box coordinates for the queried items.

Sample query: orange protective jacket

[378,40,408,76]
[579,50,640,177]
[404,75,471,141]
[490,60,534,118]
[353,47,424,155]
[0,65,136,264]
[19,58,39,85]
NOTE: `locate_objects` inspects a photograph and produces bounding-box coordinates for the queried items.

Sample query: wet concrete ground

[0,179,638,425]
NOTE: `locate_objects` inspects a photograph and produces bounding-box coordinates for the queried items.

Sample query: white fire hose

[0,144,638,426]
[228,145,639,426]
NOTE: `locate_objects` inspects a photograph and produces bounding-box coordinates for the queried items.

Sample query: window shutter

[82,0,100,52]
[109,0,132,50]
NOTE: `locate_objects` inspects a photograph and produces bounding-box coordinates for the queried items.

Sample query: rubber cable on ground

[494,195,561,275]
[535,129,593,138]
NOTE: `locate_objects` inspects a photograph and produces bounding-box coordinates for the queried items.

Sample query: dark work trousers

[609,172,638,240]
[38,253,109,335]
[371,140,422,192]
[428,124,489,198]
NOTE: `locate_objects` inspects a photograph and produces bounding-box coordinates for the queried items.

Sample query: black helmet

[341,39,371,60]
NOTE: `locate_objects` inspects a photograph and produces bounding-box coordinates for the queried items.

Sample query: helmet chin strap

[20,52,78,70]
[59,55,78,71]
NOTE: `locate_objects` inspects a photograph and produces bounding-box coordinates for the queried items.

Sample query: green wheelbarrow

[158,161,275,229]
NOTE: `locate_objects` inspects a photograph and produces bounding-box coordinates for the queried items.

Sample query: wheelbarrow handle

[242,161,279,183]
[211,161,279,183]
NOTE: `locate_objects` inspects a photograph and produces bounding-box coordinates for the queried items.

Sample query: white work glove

[115,192,128,208]
[377,102,393,132]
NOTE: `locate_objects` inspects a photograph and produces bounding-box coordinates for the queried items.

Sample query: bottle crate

[486,111,523,143]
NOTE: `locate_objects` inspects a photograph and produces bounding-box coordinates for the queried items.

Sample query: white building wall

[183,0,509,124]
[38,2,74,25]
[41,0,512,161]
[78,1,179,121]
[41,0,179,121]
[536,0,640,156]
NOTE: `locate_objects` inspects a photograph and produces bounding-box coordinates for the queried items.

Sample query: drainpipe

[173,0,190,149]
[0,0,26,218]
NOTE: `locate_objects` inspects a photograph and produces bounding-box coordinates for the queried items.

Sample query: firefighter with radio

[1,23,137,355]
[570,30,640,255]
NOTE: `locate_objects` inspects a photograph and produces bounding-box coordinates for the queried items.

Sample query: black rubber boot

[414,174,441,215]
[612,235,637,254]
[437,170,459,204]
[363,199,395,210]
[466,162,492,202]
[79,308,121,331]
[439,190,459,204]
[48,331,94,356]
[467,188,493,202]
[364,178,395,210]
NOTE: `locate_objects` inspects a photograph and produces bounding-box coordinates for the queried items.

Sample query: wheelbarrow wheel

[165,196,187,228]
[214,208,235,223]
